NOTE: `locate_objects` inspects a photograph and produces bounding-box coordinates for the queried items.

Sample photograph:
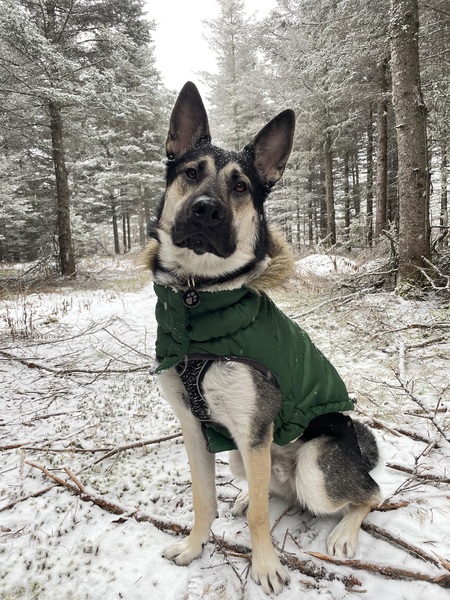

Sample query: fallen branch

[23,461,360,589]
[290,286,376,319]
[386,462,450,485]
[307,552,450,588]
[0,349,151,376]
[353,410,431,444]
[15,432,182,459]
[375,500,411,512]
[89,432,183,467]
[23,461,450,589]
[394,373,449,442]
[0,485,57,512]
[24,460,191,536]
[361,522,445,569]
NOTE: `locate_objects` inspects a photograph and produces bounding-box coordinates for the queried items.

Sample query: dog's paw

[326,522,358,558]
[251,552,289,595]
[231,490,249,517]
[163,536,204,566]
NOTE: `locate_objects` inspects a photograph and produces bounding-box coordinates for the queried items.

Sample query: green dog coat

[153,283,354,453]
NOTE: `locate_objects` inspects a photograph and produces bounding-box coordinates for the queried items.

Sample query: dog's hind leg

[239,432,289,595]
[159,371,217,565]
[326,502,376,558]
[294,434,382,559]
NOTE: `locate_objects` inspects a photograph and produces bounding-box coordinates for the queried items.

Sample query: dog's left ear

[245,110,295,186]
[166,81,211,160]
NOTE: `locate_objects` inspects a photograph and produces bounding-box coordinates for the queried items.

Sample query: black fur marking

[152,257,262,289]
[301,413,363,460]
[250,370,282,449]
[165,145,271,210]
[318,439,380,504]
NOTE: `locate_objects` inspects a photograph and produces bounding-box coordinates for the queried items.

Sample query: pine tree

[0,0,163,269]
[203,0,270,150]
[390,0,431,281]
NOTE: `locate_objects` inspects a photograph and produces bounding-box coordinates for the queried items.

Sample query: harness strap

[176,354,275,424]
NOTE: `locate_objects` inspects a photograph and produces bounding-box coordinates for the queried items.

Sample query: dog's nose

[191,196,224,225]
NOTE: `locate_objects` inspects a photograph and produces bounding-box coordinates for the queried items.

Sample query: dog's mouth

[171,195,236,258]
[174,233,222,256]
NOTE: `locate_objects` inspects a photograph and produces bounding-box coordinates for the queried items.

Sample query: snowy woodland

[1,1,450,599]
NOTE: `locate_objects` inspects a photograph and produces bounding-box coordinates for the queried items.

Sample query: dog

[145,82,382,595]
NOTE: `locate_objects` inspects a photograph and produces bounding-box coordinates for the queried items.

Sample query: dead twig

[0,349,151,376]
[89,432,182,467]
[0,485,57,512]
[394,372,449,442]
[386,462,450,485]
[361,522,445,569]
[375,500,411,511]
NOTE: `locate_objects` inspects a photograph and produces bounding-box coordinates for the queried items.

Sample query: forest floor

[0,251,449,600]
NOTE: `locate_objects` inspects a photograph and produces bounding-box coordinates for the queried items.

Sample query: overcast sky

[146,0,276,95]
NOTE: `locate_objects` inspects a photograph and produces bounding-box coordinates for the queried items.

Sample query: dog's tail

[354,421,379,472]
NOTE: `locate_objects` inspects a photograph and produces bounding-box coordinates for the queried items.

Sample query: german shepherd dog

[146,82,382,594]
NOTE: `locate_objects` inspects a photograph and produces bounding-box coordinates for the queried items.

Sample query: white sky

[145,0,277,96]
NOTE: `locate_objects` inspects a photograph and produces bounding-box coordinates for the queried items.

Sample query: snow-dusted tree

[253,0,391,247]
[390,0,432,281]
[0,0,163,269]
[203,0,271,150]
[420,0,450,248]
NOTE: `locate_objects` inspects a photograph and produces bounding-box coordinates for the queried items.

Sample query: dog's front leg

[163,414,216,565]
[159,370,217,565]
[240,431,289,595]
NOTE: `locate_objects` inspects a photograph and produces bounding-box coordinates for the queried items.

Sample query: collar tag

[182,288,201,308]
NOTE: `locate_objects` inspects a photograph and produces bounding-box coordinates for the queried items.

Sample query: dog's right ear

[166,82,211,160]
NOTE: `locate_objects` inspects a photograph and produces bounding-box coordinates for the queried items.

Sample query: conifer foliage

[0,0,166,271]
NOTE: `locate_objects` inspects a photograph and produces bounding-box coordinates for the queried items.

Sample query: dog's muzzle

[171,195,236,257]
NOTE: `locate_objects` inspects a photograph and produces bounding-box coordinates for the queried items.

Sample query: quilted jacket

[154,283,354,452]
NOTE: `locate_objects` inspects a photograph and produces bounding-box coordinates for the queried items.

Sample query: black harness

[175,353,275,423]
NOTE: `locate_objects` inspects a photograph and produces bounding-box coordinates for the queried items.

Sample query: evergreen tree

[0,0,165,268]
[390,0,431,281]
[203,0,270,150]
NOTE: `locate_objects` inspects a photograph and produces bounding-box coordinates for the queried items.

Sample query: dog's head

[149,82,295,287]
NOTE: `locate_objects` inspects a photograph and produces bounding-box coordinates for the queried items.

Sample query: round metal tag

[182,288,201,307]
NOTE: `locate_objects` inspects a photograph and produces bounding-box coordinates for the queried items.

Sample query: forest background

[0,0,449,284]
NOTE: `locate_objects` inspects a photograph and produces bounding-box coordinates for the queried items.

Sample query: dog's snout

[191,196,224,225]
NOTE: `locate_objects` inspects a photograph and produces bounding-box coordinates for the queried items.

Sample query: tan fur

[239,431,289,594]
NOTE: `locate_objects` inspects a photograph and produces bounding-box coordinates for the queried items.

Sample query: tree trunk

[343,151,350,238]
[307,157,314,245]
[352,152,361,216]
[440,142,448,247]
[324,132,336,245]
[122,212,127,253]
[319,168,327,241]
[390,0,431,281]
[366,107,374,247]
[126,211,131,251]
[112,201,120,254]
[48,100,75,276]
[375,58,389,239]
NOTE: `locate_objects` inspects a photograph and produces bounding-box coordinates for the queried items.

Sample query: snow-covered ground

[1,255,449,600]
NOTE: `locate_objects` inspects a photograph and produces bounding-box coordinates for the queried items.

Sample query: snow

[296,254,358,276]
[1,255,449,599]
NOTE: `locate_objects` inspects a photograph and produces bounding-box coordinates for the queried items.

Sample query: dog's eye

[185,168,197,180]
[234,181,247,193]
